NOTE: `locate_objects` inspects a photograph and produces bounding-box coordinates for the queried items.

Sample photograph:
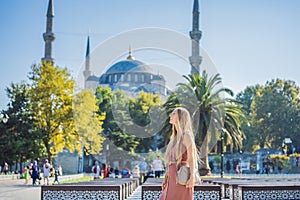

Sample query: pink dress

[159,144,193,200]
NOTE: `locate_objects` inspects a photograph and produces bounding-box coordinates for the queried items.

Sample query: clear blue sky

[0,0,299,110]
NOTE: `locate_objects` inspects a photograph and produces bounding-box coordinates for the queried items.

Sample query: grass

[60,175,94,184]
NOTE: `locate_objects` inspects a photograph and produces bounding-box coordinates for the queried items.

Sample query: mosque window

[120,74,124,82]
[108,75,112,83]
[114,74,118,82]
[141,74,144,82]
[127,74,131,82]
[135,74,138,82]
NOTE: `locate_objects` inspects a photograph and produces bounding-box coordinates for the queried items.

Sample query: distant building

[83,46,170,97]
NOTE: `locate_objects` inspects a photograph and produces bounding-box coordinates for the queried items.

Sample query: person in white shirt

[43,159,51,185]
[152,156,163,178]
[92,161,101,180]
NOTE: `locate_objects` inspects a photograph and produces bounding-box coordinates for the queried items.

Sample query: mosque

[85,46,170,97]
[41,0,202,174]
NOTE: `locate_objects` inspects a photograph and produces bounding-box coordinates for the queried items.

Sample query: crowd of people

[1,159,63,186]
[91,155,165,185]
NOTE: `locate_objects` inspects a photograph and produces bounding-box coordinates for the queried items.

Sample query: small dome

[106,60,154,74]
[86,75,99,81]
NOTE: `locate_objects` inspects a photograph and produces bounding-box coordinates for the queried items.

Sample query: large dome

[106,59,154,74]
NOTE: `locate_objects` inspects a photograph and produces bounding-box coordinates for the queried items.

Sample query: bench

[141,178,221,200]
[209,178,300,200]
[41,178,138,200]
[238,185,300,200]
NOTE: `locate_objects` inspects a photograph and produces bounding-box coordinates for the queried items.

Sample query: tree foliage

[73,89,105,155]
[95,87,139,153]
[28,62,79,162]
[128,91,164,152]
[0,82,45,166]
[238,79,300,151]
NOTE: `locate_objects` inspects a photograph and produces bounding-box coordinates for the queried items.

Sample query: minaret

[83,35,92,89]
[189,0,202,75]
[42,0,55,63]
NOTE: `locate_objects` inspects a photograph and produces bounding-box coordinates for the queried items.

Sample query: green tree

[95,87,139,153]
[2,82,45,169]
[250,79,300,149]
[73,89,105,155]
[128,91,164,152]
[28,62,79,163]
[236,85,261,152]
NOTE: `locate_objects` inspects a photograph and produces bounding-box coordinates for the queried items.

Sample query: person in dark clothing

[31,161,40,185]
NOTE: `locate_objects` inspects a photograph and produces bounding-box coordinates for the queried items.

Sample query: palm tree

[163,71,246,175]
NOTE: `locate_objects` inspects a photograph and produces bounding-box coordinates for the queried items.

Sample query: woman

[23,165,30,184]
[92,161,101,180]
[31,161,40,185]
[159,107,198,200]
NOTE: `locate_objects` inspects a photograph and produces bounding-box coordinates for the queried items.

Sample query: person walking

[92,161,101,180]
[139,158,148,184]
[43,159,51,185]
[31,161,40,185]
[132,165,140,179]
[159,107,199,200]
[23,165,30,184]
[53,169,60,184]
[3,162,9,175]
[152,155,163,178]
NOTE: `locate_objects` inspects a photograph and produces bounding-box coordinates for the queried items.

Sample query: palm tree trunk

[199,141,211,176]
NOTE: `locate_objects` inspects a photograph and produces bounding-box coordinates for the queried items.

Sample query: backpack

[93,166,97,173]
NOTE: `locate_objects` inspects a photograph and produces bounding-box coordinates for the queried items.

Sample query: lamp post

[220,129,224,178]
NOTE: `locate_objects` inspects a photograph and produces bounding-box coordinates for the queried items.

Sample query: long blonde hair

[165,107,199,169]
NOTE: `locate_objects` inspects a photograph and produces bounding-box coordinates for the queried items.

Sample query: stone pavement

[0,173,85,200]
[0,179,41,200]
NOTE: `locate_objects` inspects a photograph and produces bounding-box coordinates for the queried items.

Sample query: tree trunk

[199,141,211,176]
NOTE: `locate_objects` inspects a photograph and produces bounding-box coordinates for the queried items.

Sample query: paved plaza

[0,179,41,200]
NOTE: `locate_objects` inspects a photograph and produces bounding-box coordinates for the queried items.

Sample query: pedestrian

[31,160,40,185]
[159,107,199,200]
[114,167,119,178]
[23,165,30,184]
[152,155,163,178]
[43,159,51,185]
[107,165,113,178]
[92,161,100,180]
[132,165,140,179]
[53,169,59,184]
[3,162,9,175]
[103,164,108,178]
[139,158,148,184]
[235,164,240,174]
[58,165,63,176]
[121,167,131,178]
